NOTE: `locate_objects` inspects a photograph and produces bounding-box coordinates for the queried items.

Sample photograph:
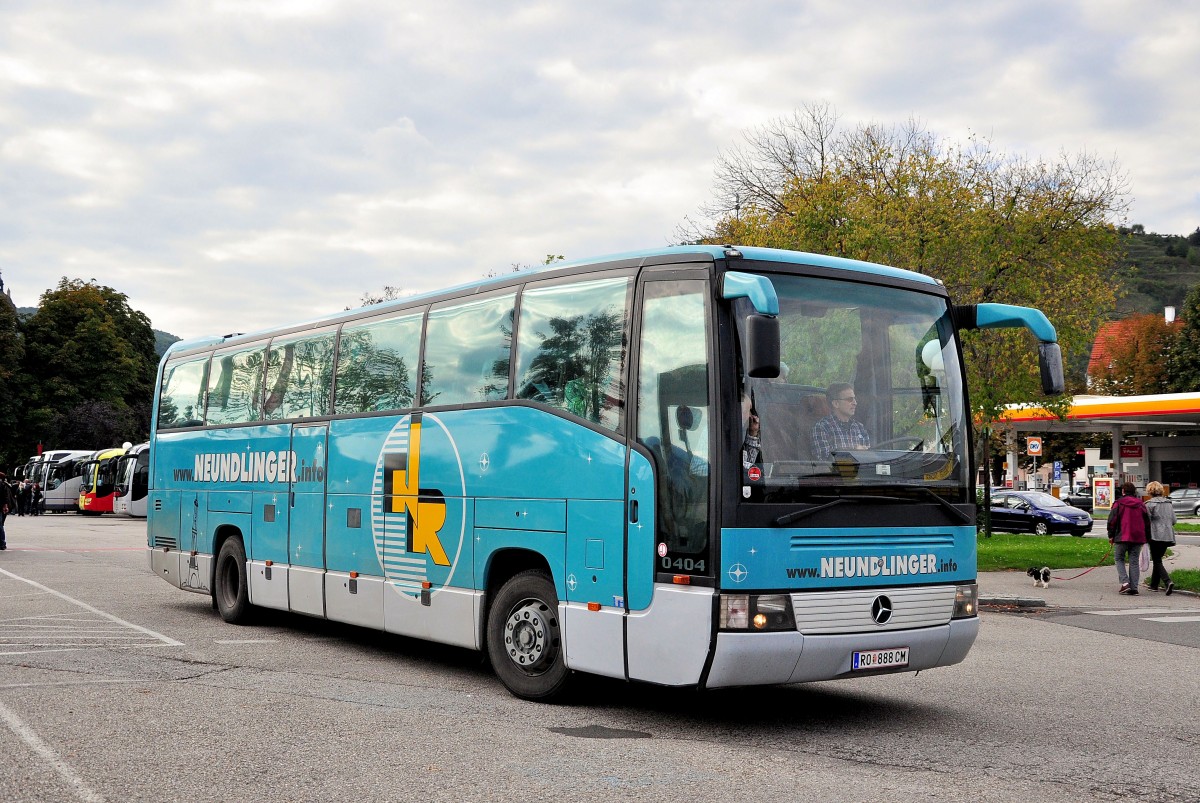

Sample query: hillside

[1115,226,1200,316]
[154,330,182,357]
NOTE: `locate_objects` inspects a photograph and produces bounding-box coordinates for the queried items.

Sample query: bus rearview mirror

[745,314,780,379]
[1039,342,1064,396]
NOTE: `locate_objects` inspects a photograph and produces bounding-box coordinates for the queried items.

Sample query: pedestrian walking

[0,471,12,549]
[1107,482,1150,595]
[1144,481,1176,595]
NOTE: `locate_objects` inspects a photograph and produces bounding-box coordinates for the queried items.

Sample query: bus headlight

[952,583,978,619]
[720,593,796,631]
[720,595,749,628]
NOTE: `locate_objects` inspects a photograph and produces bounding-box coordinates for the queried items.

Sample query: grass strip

[976,533,1112,573]
[1167,568,1200,594]
[977,533,1200,593]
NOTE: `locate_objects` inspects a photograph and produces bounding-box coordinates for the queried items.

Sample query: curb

[979,595,1047,608]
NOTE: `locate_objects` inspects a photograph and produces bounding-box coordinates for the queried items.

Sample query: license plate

[852,647,909,671]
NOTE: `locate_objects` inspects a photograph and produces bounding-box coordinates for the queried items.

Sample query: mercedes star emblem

[871,595,893,625]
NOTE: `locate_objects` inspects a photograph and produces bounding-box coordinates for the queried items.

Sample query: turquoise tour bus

[148,245,1063,700]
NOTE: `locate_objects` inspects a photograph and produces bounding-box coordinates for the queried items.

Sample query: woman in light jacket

[1144,481,1176,595]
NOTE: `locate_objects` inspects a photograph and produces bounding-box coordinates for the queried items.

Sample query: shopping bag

[1139,543,1150,573]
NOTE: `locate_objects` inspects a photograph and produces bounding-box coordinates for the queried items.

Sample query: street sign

[1053,460,1062,480]
[1026,437,1042,456]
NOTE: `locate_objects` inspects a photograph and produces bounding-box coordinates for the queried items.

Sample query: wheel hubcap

[504,599,554,673]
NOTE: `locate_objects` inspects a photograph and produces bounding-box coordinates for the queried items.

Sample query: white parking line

[0,698,106,802]
[1141,615,1200,623]
[1083,608,1179,616]
[0,567,182,647]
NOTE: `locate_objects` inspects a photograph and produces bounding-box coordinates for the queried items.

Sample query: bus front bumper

[704,616,979,688]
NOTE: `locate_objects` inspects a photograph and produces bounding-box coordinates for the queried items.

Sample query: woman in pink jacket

[1107,482,1150,595]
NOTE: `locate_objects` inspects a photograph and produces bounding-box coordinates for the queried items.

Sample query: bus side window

[206,343,266,425]
[421,293,516,406]
[264,330,336,420]
[514,275,630,431]
[157,356,210,429]
[334,310,424,414]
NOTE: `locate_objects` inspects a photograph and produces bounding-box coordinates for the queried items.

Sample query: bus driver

[811,382,871,458]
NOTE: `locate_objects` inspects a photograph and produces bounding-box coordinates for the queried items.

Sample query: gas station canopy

[998,392,1200,490]
[1001,392,1200,434]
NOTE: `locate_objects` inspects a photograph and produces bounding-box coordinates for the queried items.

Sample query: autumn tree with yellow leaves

[688,102,1127,433]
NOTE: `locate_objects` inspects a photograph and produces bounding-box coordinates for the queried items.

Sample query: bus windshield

[735,272,968,503]
[46,460,81,490]
[114,455,136,495]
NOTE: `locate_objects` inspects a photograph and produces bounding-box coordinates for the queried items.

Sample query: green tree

[1168,283,1200,392]
[0,285,25,467]
[689,103,1129,530]
[20,279,159,448]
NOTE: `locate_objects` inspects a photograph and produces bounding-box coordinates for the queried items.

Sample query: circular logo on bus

[371,412,466,598]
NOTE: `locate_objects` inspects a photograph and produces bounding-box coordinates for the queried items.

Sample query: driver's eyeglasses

[836,396,857,403]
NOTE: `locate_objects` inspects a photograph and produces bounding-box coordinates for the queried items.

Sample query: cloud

[0,0,1196,339]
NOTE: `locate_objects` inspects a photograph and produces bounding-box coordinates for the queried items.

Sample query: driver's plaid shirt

[811,414,870,458]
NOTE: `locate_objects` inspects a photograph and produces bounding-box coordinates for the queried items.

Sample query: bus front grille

[789,586,956,634]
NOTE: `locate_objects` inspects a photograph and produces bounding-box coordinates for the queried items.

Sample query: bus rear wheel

[486,570,570,701]
[214,537,251,624]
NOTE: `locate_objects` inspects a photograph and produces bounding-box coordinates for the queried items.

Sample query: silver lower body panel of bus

[705,616,978,688]
[149,547,213,595]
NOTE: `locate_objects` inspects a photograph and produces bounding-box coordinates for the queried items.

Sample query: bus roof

[163,245,940,359]
[86,447,127,461]
[47,450,94,464]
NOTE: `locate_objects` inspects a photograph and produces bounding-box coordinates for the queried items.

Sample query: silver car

[1167,488,1200,516]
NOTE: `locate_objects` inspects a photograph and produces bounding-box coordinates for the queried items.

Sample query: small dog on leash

[1026,566,1051,588]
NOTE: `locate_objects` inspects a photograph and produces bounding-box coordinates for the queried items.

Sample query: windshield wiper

[772,488,972,527]
[914,487,973,524]
[773,494,903,526]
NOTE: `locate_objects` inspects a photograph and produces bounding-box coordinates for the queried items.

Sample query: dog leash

[1051,546,1112,581]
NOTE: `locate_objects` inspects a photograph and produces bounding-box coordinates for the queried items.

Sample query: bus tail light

[952,583,978,618]
[720,594,795,631]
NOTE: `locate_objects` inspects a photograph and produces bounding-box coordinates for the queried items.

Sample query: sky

[1,1,1197,340]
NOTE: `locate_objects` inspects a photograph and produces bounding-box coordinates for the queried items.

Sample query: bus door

[625,273,717,686]
[289,423,328,616]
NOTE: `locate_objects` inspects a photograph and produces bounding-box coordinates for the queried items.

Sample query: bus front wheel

[214,537,251,624]
[486,570,571,701]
